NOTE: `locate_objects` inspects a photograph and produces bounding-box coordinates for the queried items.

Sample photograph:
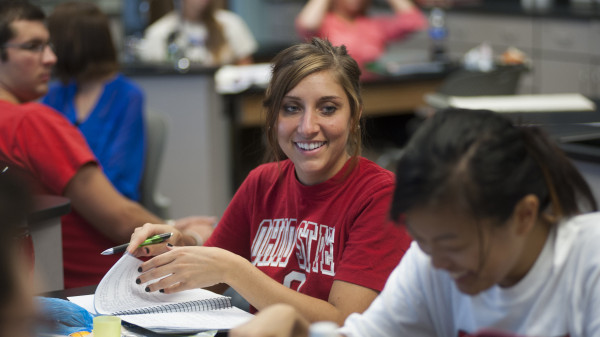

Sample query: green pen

[101,232,173,255]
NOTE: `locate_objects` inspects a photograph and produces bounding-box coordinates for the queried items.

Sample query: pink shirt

[296,8,426,72]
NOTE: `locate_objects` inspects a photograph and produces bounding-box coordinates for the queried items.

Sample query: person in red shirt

[0,1,213,289]
[295,0,426,73]
[128,38,412,324]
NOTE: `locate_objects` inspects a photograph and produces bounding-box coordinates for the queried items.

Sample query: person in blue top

[42,1,146,201]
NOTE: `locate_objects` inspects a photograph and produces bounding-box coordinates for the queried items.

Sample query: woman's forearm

[224,254,376,325]
[388,0,417,12]
[224,256,344,323]
[296,0,331,32]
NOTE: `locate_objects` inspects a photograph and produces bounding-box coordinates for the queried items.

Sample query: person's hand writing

[229,304,310,337]
[136,245,242,293]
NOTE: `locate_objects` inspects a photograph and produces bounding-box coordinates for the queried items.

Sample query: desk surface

[44,285,230,337]
[42,284,96,299]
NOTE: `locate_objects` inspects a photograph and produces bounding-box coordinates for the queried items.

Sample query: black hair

[263,38,363,167]
[0,1,45,62]
[390,108,597,225]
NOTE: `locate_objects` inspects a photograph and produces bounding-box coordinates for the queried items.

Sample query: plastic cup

[93,315,121,337]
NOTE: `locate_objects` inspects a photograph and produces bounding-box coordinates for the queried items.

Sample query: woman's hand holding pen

[127,223,188,256]
[135,245,243,294]
[127,220,237,294]
[128,217,216,256]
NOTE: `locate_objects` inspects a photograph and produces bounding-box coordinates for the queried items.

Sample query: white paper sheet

[86,253,253,332]
[446,93,596,112]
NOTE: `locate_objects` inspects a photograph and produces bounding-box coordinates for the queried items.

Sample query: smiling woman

[264,38,363,182]
[276,70,352,185]
[230,108,600,337]
[126,38,412,326]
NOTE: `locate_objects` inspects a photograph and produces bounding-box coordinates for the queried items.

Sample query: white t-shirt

[340,212,600,337]
[139,9,258,65]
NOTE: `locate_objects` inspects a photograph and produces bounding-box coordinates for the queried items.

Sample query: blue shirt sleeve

[41,75,147,201]
[95,76,146,201]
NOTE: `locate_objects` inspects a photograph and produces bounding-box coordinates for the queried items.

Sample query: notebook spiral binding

[112,296,232,316]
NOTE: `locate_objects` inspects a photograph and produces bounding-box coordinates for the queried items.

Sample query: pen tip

[101,249,111,255]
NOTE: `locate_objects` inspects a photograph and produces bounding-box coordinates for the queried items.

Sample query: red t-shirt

[0,100,120,288]
[205,157,411,312]
[296,8,427,71]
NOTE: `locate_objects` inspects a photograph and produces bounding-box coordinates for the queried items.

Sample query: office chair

[140,112,171,219]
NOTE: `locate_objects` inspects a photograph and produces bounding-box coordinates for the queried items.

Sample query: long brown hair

[47,2,118,84]
[263,38,364,169]
[184,0,227,63]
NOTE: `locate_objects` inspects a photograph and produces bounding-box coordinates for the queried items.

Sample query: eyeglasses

[2,40,54,53]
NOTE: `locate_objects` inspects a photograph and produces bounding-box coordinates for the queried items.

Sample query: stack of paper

[439,93,596,113]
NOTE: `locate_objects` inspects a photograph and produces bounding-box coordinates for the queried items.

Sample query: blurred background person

[296,0,426,72]
[0,0,213,289]
[43,1,146,202]
[0,172,36,337]
[139,0,258,66]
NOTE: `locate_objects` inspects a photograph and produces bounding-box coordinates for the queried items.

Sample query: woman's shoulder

[214,9,254,33]
[566,212,600,244]
[248,160,292,179]
[41,81,68,106]
[110,74,144,97]
[46,80,66,93]
[559,213,600,315]
[353,157,395,185]
[556,213,600,272]
[214,9,245,22]
[144,11,178,36]
[45,80,75,97]
[329,157,395,201]
[239,160,292,191]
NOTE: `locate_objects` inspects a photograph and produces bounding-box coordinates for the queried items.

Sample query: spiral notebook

[94,253,253,333]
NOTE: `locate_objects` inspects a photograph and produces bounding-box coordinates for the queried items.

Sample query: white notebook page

[95,253,229,314]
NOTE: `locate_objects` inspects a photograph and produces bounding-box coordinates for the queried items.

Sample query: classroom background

[32,0,600,221]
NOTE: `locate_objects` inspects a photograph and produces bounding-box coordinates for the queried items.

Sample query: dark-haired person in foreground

[0,174,36,337]
[0,1,213,289]
[230,108,600,337]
